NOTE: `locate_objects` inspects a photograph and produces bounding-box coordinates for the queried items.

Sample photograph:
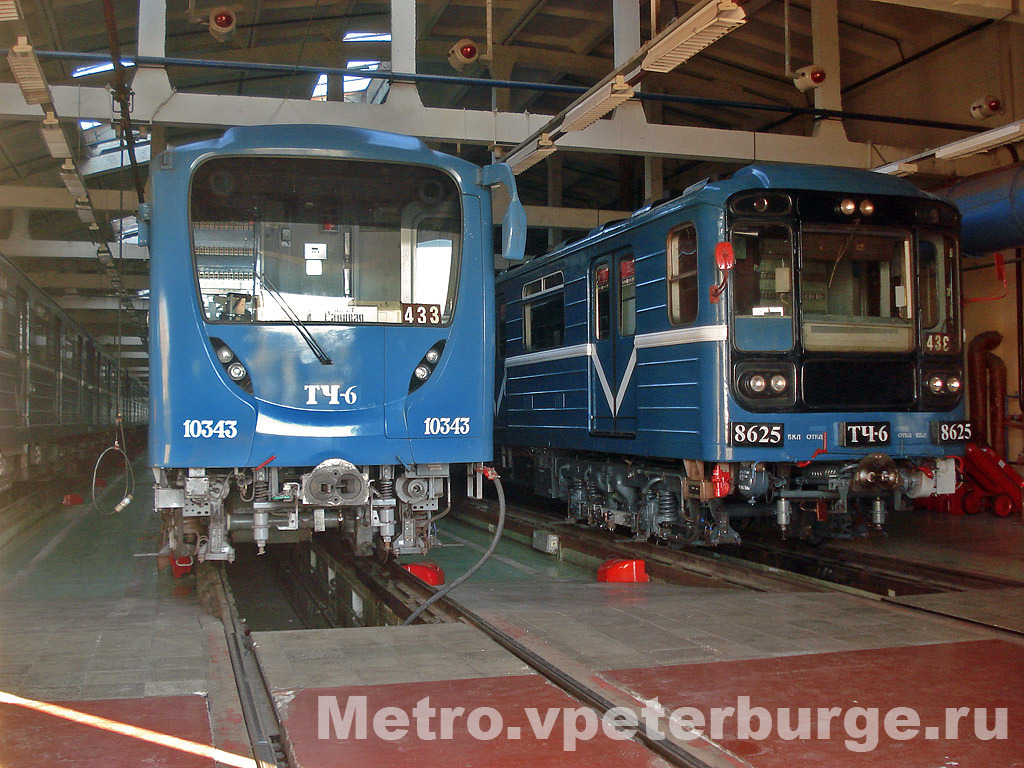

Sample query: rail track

[215,489,1024,767]
[454,494,1024,638]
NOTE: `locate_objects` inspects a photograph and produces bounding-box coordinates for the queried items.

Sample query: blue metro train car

[146,125,523,561]
[495,164,968,544]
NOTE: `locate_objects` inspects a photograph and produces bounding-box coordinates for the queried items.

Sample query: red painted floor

[0,695,221,768]
[608,639,1024,768]
[284,674,667,768]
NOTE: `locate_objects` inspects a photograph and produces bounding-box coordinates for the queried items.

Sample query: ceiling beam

[57,296,150,310]
[0,238,148,260]
[0,82,906,169]
[25,272,149,290]
[0,185,142,212]
[867,0,1023,22]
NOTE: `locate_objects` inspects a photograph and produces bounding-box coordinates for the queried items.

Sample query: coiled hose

[92,418,135,517]
[402,470,505,625]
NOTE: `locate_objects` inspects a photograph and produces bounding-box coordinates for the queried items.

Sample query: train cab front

[719,187,968,541]
[150,136,499,564]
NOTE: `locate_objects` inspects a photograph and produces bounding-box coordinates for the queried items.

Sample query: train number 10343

[423,417,471,436]
[183,419,238,439]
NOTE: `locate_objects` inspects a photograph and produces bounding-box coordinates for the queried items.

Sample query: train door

[589,252,637,436]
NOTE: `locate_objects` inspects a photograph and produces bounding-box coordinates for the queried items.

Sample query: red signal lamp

[448,38,479,71]
[209,6,236,42]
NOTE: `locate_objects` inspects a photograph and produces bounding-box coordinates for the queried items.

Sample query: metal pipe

[967,331,1002,446]
[941,163,1024,255]
[1017,248,1023,416]
[985,350,1008,459]
[13,48,987,135]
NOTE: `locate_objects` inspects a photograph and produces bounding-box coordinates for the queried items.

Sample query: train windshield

[731,224,795,352]
[189,156,462,325]
[799,227,914,353]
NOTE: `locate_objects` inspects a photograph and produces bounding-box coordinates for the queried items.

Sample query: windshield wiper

[257,273,333,365]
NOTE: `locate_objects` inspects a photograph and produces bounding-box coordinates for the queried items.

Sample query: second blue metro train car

[495,164,968,545]
[146,125,523,562]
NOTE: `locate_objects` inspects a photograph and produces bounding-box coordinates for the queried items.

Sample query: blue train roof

[164,124,481,184]
[507,162,942,273]
[719,163,933,199]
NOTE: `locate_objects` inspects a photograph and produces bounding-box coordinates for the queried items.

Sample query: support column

[547,155,563,249]
[810,0,847,141]
[389,0,423,108]
[644,101,664,203]
[612,0,641,67]
[132,0,174,120]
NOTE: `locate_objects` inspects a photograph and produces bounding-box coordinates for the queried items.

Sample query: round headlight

[859,199,875,216]
[927,375,945,394]
[753,197,768,213]
[747,374,767,394]
[414,365,431,381]
[838,198,857,215]
[769,374,788,393]
[425,348,440,364]
[946,376,962,394]
[227,361,247,381]
[216,346,233,363]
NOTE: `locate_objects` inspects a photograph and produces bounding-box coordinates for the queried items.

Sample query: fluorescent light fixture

[7,37,51,104]
[872,162,918,177]
[40,113,71,158]
[641,0,747,73]
[59,160,86,196]
[560,75,634,132]
[75,200,97,224]
[934,122,1024,161]
[504,133,556,174]
[342,31,390,42]
[72,60,134,78]
[0,0,23,22]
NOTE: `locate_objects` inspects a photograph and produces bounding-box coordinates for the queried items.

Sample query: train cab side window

[667,224,698,326]
[594,263,611,340]
[619,257,635,336]
[523,272,565,351]
[497,299,507,358]
[918,234,960,354]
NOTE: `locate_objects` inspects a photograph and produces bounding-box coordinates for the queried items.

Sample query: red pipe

[984,350,1007,459]
[968,331,1003,446]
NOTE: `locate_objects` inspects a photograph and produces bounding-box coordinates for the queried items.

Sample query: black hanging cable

[403,469,506,625]
[92,133,135,516]
[101,0,145,205]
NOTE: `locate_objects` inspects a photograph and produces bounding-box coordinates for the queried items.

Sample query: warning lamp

[209,6,236,42]
[970,95,1002,120]
[793,65,826,93]
[448,38,478,71]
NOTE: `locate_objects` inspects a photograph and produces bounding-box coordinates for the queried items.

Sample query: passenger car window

[667,224,698,325]
[523,272,564,351]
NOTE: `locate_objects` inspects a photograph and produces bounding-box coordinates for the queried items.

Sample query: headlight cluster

[409,340,447,393]
[210,338,253,393]
[734,363,796,410]
[744,373,789,396]
[925,372,963,396]
[837,198,875,217]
